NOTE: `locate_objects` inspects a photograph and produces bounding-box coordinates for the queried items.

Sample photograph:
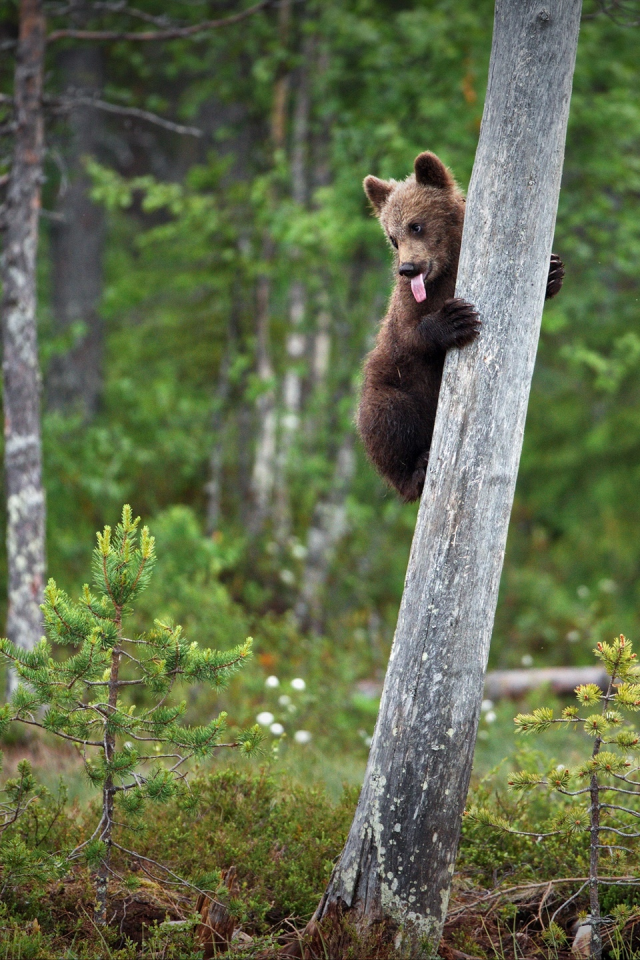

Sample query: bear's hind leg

[396,449,430,503]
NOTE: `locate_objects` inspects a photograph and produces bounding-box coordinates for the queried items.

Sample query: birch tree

[0,0,47,692]
[304,1,584,956]
[0,1,273,692]
[249,0,292,535]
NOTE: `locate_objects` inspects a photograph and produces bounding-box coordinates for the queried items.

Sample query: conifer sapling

[469,636,640,960]
[0,506,260,924]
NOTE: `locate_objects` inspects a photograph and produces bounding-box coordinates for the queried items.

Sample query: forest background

[1,0,640,795]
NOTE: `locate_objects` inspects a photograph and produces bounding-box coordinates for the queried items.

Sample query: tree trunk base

[275,901,438,960]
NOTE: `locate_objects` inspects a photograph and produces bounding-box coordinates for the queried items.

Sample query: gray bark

[47,45,105,417]
[1,0,46,691]
[314,2,582,954]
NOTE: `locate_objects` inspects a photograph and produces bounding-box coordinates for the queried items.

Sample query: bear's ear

[363,175,393,214]
[414,152,454,190]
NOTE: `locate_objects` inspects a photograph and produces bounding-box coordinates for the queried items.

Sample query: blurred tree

[47,44,105,417]
[0,0,47,693]
[0,0,274,688]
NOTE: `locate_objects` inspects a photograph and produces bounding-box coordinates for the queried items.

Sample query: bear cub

[357,151,564,503]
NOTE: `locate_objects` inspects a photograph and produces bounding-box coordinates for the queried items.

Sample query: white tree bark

[274,45,312,544]
[312,2,583,955]
[1,0,46,695]
[249,271,277,533]
[295,433,355,632]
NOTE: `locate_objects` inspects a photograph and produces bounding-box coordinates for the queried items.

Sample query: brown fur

[357,151,564,502]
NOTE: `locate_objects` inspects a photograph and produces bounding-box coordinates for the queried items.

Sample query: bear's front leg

[546,253,565,299]
[419,298,481,353]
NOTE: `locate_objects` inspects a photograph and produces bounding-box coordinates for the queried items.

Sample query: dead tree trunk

[310,2,582,956]
[295,433,355,633]
[1,0,46,693]
[47,44,105,417]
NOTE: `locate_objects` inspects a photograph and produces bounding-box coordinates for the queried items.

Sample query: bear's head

[363,152,465,303]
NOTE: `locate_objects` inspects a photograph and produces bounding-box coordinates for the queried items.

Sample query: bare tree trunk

[295,433,355,632]
[1,0,46,695]
[274,49,311,543]
[309,3,582,956]
[311,297,331,389]
[205,350,231,536]
[249,266,278,534]
[47,44,105,417]
[248,0,291,535]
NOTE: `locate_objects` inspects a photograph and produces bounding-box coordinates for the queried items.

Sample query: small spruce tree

[0,506,260,924]
[470,635,640,960]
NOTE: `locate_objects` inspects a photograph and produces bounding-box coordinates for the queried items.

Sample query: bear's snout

[398,262,421,278]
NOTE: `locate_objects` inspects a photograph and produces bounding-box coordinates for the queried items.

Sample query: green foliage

[471,636,640,952]
[0,506,259,920]
[0,768,355,957]
[0,506,258,808]
[0,755,68,895]
[119,767,357,929]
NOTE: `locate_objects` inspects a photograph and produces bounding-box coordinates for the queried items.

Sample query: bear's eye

[389,236,398,249]
[409,223,423,235]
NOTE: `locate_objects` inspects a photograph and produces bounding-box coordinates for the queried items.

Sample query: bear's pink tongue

[410,273,426,303]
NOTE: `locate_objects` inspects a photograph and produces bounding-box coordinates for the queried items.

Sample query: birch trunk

[249,267,277,534]
[1,0,46,694]
[310,2,583,955]
[295,433,355,633]
[248,0,292,535]
[274,49,311,543]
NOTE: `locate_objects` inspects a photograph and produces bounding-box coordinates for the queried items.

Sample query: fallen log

[483,666,608,701]
[355,666,609,704]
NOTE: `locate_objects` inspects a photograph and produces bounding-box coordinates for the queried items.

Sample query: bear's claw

[439,297,481,348]
[546,253,565,299]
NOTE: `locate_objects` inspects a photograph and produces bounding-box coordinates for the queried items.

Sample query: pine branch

[111,841,214,899]
[47,0,274,43]
[549,882,591,927]
[88,2,178,28]
[50,95,203,138]
[448,876,640,920]
[600,802,640,818]
[12,716,103,747]
[596,825,640,838]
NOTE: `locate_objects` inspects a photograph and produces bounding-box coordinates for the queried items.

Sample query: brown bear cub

[357,151,564,503]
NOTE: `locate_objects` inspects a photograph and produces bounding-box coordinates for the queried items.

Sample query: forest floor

[1,735,640,960]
